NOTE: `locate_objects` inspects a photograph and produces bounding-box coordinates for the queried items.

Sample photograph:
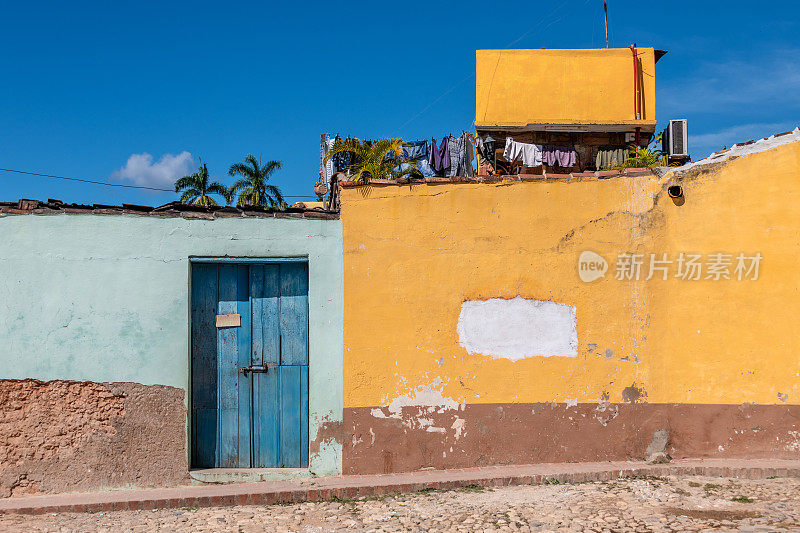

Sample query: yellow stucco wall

[475,48,656,129]
[342,141,800,410]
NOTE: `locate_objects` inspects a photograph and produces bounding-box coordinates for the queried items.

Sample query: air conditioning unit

[662,119,689,157]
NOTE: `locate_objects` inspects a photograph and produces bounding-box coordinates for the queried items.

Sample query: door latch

[239,365,271,375]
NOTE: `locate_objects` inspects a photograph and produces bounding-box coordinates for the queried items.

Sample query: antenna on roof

[604,0,609,48]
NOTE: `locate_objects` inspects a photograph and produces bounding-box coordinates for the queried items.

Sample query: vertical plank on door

[235,265,252,467]
[253,369,280,467]
[250,265,280,366]
[191,264,218,468]
[300,365,309,467]
[251,264,281,467]
[279,366,302,467]
[279,263,309,366]
[217,264,240,467]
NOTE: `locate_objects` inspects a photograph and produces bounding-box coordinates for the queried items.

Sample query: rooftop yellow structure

[475,48,657,132]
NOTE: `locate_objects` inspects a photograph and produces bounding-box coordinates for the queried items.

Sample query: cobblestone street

[2,475,799,532]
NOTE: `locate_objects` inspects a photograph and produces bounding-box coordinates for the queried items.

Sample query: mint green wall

[0,213,343,476]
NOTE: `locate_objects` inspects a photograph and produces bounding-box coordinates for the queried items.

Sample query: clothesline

[322,134,634,181]
[322,133,475,181]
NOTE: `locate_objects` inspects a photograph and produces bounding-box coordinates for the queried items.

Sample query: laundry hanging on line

[322,134,335,182]
[503,137,543,167]
[388,140,436,178]
[323,134,475,178]
[595,146,628,169]
[428,137,451,174]
[542,145,577,168]
[446,133,474,177]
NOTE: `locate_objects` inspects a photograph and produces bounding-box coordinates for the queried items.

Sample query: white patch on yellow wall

[457,297,578,359]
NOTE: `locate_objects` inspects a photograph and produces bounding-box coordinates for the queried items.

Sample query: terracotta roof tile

[0,199,339,220]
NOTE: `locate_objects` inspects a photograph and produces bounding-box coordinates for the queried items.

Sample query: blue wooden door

[191,262,309,469]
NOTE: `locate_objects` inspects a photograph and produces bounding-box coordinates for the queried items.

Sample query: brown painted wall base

[0,379,187,498]
[343,402,800,474]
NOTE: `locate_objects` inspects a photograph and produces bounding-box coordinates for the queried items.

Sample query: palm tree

[323,138,417,182]
[222,184,237,206]
[174,163,226,206]
[228,155,284,208]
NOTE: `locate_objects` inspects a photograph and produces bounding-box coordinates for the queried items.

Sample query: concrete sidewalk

[2,458,800,515]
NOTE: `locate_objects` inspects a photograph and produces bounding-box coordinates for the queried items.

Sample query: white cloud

[690,122,798,158]
[110,151,194,188]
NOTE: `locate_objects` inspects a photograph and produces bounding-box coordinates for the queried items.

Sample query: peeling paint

[593,401,619,426]
[622,383,648,404]
[367,383,470,441]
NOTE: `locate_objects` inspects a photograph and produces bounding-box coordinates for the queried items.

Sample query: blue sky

[1,1,798,206]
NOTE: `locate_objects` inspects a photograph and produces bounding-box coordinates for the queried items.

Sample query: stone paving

[2,475,799,532]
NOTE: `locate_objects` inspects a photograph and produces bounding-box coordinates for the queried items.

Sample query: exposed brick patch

[0,380,187,498]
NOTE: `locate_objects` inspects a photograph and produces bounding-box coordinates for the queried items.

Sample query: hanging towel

[458,133,473,177]
[595,146,628,169]
[542,145,577,167]
[391,140,435,177]
[503,137,543,167]
[429,137,451,174]
[323,135,334,182]
[445,133,473,177]
[465,135,474,176]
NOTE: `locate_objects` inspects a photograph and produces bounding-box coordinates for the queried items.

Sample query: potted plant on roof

[314,178,328,200]
[323,138,417,183]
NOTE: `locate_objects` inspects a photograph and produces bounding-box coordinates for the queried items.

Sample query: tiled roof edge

[338,168,656,188]
[0,199,340,220]
[671,126,800,173]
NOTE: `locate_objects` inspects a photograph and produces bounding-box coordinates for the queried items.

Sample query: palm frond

[261,160,282,178]
[229,178,250,196]
[194,195,218,207]
[611,146,674,169]
[179,188,200,203]
[244,154,260,172]
[222,185,237,204]
[264,184,285,206]
[325,137,412,181]
[323,139,364,164]
[228,162,257,178]
[207,182,228,197]
[236,187,256,207]
[174,175,198,192]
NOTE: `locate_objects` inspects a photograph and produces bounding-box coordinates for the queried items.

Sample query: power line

[0,167,174,192]
[397,74,474,131]
[397,0,574,132]
[0,167,316,198]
